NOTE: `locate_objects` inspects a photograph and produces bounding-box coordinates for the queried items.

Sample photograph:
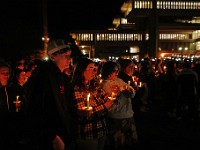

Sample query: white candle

[111,92,114,100]
[87,93,90,108]
[128,81,130,86]
[16,95,20,112]
[16,95,19,102]
[139,82,142,87]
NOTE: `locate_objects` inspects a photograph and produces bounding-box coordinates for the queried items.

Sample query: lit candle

[139,82,142,87]
[135,81,137,86]
[128,81,130,86]
[163,66,167,72]
[16,95,20,112]
[100,79,103,83]
[111,92,114,100]
[87,93,90,109]
[16,95,19,102]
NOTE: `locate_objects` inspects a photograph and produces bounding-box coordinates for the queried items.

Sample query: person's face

[52,50,72,72]
[107,66,119,81]
[0,67,10,86]
[17,59,25,70]
[83,63,96,82]
[124,63,134,76]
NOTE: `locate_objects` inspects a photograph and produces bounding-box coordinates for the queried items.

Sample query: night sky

[0,0,124,60]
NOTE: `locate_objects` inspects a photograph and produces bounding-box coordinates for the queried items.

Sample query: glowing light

[45,57,49,61]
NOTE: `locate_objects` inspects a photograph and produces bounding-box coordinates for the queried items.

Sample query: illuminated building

[70,0,200,59]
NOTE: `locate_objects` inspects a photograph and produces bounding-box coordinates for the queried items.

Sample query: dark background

[0,0,124,60]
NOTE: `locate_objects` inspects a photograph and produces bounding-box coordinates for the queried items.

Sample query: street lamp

[42,36,50,60]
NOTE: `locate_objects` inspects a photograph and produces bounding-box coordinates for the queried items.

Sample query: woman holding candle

[71,57,114,150]
[118,59,149,114]
[101,61,138,149]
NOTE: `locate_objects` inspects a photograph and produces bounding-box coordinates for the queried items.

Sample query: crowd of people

[0,38,200,150]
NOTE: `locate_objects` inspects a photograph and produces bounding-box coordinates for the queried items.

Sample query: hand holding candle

[108,92,117,101]
[14,95,21,112]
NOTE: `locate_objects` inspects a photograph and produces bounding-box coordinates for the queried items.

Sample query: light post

[42,36,50,59]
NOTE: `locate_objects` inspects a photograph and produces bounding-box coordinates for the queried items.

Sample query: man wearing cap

[27,39,75,150]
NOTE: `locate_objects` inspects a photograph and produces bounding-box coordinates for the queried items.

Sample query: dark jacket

[27,60,75,149]
[0,85,18,148]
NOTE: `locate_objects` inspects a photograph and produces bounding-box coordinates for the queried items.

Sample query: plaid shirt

[74,84,109,140]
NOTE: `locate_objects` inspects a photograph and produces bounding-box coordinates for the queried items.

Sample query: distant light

[42,37,50,41]
[178,47,182,51]
[93,58,101,62]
